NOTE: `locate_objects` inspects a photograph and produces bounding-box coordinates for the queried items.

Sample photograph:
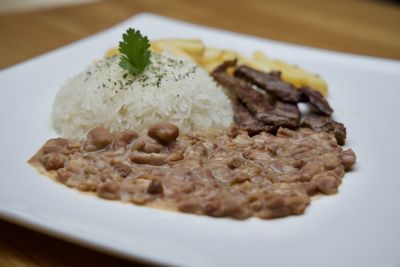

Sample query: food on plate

[211,59,346,146]
[106,38,328,95]
[53,30,233,139]
[30,28,356,220]
[29,123,356,219]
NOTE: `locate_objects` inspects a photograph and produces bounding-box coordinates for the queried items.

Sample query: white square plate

[1,13,400,267]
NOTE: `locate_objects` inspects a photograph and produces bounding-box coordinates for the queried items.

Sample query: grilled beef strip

[300,87,333,116]
[212,61,344,140]
[234,65,303,103]
[302,113,346,145]
[257,100,301,129]
[212,61,300,128]
[212,67,274,117]
[233,101,277,135]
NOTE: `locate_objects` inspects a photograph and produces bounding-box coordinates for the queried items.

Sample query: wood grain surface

[0,0,399,266]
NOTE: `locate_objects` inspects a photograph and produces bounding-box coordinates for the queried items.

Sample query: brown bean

[291,146,309,157]
[180,183,196,193]
[142,142,163,153]
[168,152,184,162]
[113,163,131,177]
[284,192,310,214]
[39,152,65,170]
[115,130,139,146]
[77,180,97,192]
[131,192,150,205]
[322,153,340,170]
[316,175,339,194]
[86,127,113,150]
[148,122,179,144]
[84,165,98,175]
[177,198,202,213]
[46,138,69,147]
[341,148,356,170]
[131,139,146,151]
[193,143,207,156]
[266,143,279,156]
[42,138,68,154]
[67,141,81,149]
[56,168,70,182]
[258,207,289,219]
[147,179,163,194]
[33,118,357,221]
[277,173,303,183]
[301,182,318,196]
[66,159,86,173]
[301,162,323,180]
[97,182,120,200]
[292,159,304,169]
[228,157,245,169]
[102,147,124,158]
[204,199,227,217]
[264,194,285,210]
[226,203,252,220]
[130,152,167,166]
[249,200,263,211]
[232,175,250,184]
[250,176,264,184]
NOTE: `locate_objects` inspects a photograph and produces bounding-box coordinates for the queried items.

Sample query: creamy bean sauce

[29,122,356,220]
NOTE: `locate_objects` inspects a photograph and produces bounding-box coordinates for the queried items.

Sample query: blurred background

[0,0,399,69]
[0,0,398,13]
[0,0,97,13]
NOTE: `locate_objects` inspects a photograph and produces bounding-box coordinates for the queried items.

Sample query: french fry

[273,60,328,96]
[158,45,193,59]
[198,47,223,63]
[151,39,205,57]
[105,47,120,58]
[219,50,239,61]
[252,51,328,95]
[253,50,273,65]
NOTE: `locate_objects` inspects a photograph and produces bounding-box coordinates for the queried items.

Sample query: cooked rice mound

[52,52,233,139]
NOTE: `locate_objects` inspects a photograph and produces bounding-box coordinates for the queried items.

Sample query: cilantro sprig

[118,28,151,75]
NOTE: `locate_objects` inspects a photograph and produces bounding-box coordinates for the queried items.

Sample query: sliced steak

[257,101,301,128]
[212,70,273,117]
[300,87,333,116]
[213,71,298,128]
[302,113,346,145]
[234,65,303,103]
[233,101,276,135]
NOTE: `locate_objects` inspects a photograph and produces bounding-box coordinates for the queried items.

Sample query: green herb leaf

[118,28,151,75]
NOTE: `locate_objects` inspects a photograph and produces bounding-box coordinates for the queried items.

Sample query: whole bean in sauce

[148,122,179,144]
[86,127,113,151]
[29,122,356,220]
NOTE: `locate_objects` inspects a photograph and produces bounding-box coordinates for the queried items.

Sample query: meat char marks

[211,60,300,129]
[212,61,272,116]
[234,65,303,103]
[233,101,276,135]
[300,87,333,116]
[212,60,347,145]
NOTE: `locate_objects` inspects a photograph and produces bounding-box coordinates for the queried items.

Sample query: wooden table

[0,0,399,266]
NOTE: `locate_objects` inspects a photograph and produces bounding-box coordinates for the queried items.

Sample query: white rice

[52,52,233,139]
